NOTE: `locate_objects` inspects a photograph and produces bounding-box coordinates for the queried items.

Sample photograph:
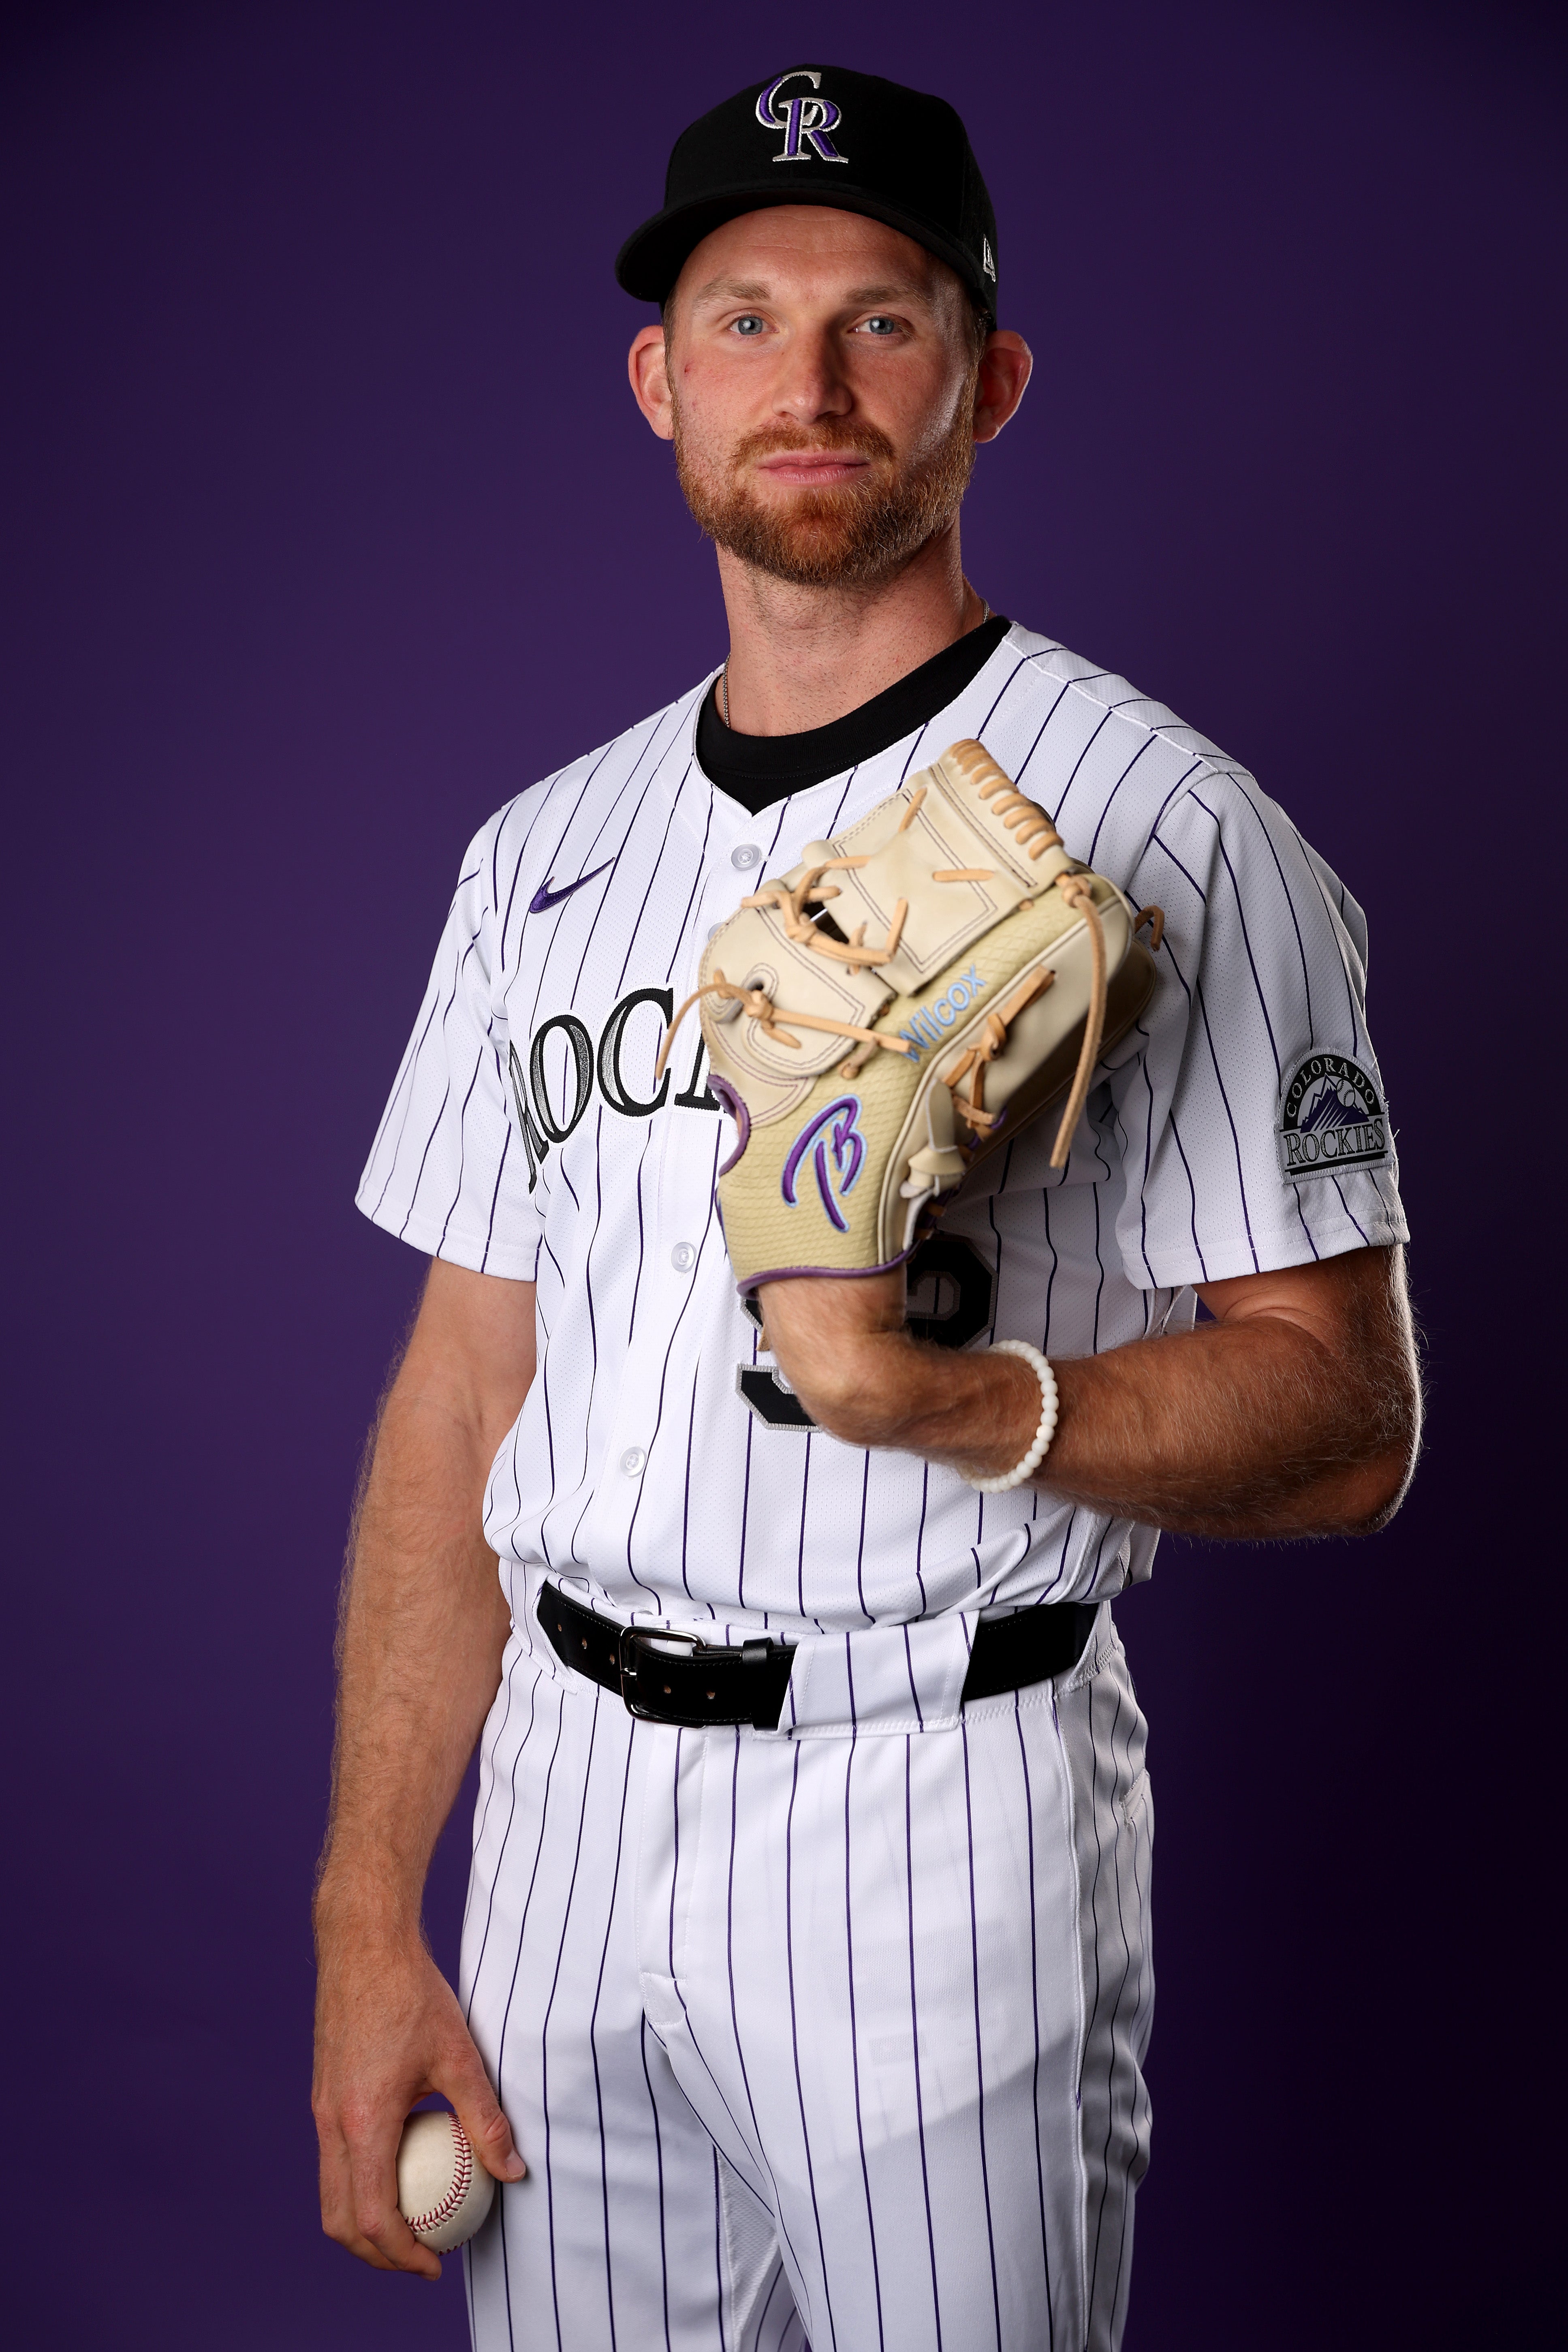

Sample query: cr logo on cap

[756,70,848,166]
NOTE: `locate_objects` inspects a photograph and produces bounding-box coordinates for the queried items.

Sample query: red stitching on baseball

[406,2114,476,2237]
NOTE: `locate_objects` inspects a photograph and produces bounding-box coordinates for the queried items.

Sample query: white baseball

[395,2109,497,2252]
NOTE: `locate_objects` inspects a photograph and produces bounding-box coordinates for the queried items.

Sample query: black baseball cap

[615,66,1000,322]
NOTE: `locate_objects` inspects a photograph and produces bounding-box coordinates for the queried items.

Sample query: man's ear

[972,329,1033,445]
[628,323,675,442]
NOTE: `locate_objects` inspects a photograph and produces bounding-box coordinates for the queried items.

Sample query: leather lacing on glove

[656,744,1164,1173]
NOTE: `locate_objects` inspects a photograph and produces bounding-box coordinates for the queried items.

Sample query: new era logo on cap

[755,69,848,165]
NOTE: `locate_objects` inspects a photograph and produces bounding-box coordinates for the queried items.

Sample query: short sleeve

[355,822,543,1279]
[1109,769,1409,1289]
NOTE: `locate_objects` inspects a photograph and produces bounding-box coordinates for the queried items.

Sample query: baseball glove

[657,738,1162,1290]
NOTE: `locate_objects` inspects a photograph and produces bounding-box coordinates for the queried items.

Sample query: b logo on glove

[781,1096,867,1232]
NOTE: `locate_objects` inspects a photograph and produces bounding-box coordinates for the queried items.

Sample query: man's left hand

[760,1268,1040,1479]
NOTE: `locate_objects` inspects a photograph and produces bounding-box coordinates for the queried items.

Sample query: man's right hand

[313,1259,536,2274]
[312,1901,526,2279]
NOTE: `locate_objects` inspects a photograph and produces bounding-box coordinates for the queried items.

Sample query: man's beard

[671,399,977,590]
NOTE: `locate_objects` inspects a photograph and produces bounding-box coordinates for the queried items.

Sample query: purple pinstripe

[960,1721,1004,2350]
[840,1709,887,2352]
[784,1743,838,2352]
[902,1736,944,2351]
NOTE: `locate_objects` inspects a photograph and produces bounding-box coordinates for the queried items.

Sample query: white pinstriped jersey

[358,622,1408,1637]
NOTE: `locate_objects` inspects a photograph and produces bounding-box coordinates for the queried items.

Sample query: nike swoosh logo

[528,860,615,916]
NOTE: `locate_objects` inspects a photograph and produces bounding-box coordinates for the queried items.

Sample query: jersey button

[670,1242,696,1272]
[620,1446,647,1477]
[730,844,762,871]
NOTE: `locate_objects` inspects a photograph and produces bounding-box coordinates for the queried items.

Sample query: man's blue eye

[734,316,766,336]
[863,316,899,334]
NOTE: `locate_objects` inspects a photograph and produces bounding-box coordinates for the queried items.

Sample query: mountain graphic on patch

[1277,1049,1389,1180]
[1298,1081,1369,1133]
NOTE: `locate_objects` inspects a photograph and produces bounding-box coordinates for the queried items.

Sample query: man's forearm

[960,1309,1412,1536]
[761,1245,1421,1540]
[316,1376,513,1931]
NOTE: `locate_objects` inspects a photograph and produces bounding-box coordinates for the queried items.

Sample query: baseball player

[313,65,1420,2352]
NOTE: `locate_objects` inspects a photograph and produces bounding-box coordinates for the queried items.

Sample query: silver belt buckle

[618,1623,702,1721]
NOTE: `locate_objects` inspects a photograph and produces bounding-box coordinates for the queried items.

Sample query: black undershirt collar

[695,616,1011,816]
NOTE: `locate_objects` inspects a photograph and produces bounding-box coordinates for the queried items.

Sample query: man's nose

[769,326,853,424]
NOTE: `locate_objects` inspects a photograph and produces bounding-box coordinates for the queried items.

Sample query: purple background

[4,2,1562,2343]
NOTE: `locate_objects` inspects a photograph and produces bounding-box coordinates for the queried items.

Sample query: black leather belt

[536,1581,1103,1731]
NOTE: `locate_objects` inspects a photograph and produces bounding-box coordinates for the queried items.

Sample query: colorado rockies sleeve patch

[1277,1050,1390,1180]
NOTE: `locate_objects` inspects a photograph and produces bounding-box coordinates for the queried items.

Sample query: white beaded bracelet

[965,1339,1060,1493]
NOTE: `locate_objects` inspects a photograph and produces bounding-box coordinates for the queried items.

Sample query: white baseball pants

[459,1604,1153,2352]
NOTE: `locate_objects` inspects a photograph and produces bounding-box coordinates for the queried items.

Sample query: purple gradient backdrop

[3,3,1562,2343]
